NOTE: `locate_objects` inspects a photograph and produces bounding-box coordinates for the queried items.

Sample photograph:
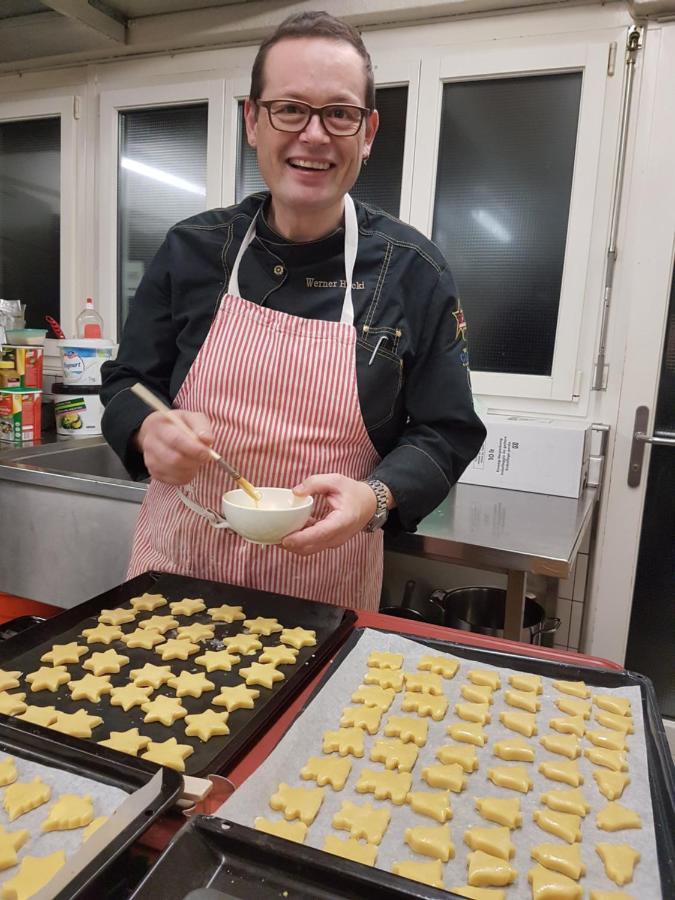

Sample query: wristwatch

[363,478,389,532]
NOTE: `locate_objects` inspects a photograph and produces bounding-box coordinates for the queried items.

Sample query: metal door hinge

[628,405,675,487]
[73,96,81,120]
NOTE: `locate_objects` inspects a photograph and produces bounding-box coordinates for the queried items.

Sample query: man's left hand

[281,474,378,556]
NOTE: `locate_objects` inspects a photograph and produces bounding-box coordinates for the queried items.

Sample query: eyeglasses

[256,99,370,137]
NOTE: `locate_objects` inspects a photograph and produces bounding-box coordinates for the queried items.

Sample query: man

[101,11,485,610]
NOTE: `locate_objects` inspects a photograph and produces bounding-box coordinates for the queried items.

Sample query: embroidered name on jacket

[305,278,365,289]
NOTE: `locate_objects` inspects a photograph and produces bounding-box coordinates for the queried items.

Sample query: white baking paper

[218,628,663,898]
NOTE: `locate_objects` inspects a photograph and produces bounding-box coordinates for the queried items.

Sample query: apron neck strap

[227,195,358,327]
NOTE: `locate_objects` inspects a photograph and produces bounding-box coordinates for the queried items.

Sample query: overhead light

[121,156,206,197]
[471,208,511,243]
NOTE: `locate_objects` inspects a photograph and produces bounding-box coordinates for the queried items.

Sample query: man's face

[244,37,378,223]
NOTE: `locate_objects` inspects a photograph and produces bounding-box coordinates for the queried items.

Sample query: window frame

[411,39,609,401]
[98,80,225,341]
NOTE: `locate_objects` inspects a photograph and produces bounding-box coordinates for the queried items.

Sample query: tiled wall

[554,532,590,653]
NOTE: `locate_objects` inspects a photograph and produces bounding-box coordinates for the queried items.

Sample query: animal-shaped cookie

[436,744,479,772]
[540,733,581,760]
[367,651,403,669]
[401,691,448,721]
[417,655,459,679]
[422,763,467,793]
[384,715,428,746]
[531,842,586,880]
[596,802,641,832]
[550,715,586,738]
[1,851,65,898]
[4,777,51,821]
[340,705,383,735]
[270,783,324,824]
[0,823,28,871]
[487,765,534,793]
[529,864,582,900]
[404,824,455,862]
[300,756,352,790]
[447,722,487,747]
[404,671,444,695]
[351,685,395,711]
[464,825,515,862]
[254,817,307,843]
[539,759,584,787]
[406,791,453,823]
[474,797,522,829]
[533,809,582,844]
[505,689,541,713]
[332,800,391,843]
[540,788,591,817]
[355,768,412,804]
[323,835,377,866]
[593,694,632,718]
[555,697,592,719]
[499,711,537,737]
[593,770,630,801]
[42,794,93,832]
[455,701,491,725]
[492,737,535,762]
[553,679,590,699]
[322,727,364,758]
[370,738,418,773]
[595,843,641,886]
[392,859,443,888]
[467,850,518,887]
[508,673,542,693]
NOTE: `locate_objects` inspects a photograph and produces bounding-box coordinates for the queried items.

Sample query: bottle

[75,297,104,339]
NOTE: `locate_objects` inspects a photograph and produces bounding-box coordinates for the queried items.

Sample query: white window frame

[411,39,609,401]
[0,92,78,368]
[98,80,225,341]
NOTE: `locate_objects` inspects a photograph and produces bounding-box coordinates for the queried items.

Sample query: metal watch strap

[363,477,389,532]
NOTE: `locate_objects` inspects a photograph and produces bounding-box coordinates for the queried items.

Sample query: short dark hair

[250,11,375,111]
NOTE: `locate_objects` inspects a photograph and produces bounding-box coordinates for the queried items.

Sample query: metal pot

[432,586,560,645]
[380,580,444,626]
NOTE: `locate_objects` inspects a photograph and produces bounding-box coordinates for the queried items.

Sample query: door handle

[628,405,675,487]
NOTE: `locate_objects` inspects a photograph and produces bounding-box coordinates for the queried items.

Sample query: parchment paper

[218,628,662,898]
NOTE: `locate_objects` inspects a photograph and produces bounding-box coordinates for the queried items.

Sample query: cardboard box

[459,415,591,498]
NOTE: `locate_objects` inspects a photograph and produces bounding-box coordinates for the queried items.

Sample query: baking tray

[0,571,356,777]
[0,715,181,900]
[130,814,454,899]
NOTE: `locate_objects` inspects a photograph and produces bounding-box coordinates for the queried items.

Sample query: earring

[362,156,369,167]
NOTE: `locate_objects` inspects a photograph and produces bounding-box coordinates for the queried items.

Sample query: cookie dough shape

[142,695,187,726]
[300,755,351,790]
[499,710,537,737]
[280,627,316,649]
[447,722,487,747]
[406,790,453,823]
[139,614,179,634]
[529,864,582,900]
[422,763,467,793]
[392,859,443,888]
[364,667,404,690]
[156,638,199,661]
[208,604,245,623]
[4,777,51,821]
[254,817,306,843]
[223,634,263,656]
[195,650,240,672]
[461,683,494,705]
[0,824,28,871]
[0,670,21,692]
[492,737,535,763]
[81,623,123,645]
[550,715,586,738]
[588,892,634,900]
[553,679,590,699]
[401,691,448,720]
[1,850,66,899]
[184,710,230,742]
[167,671,215,698]
[370,738,418,772]
[0,693,26,716]
[98,727,151,756]
[239,662,285,689]
[508,673,542,694]
[141,737,194,772]
[540,733,581,760]
[68,673,112,702]
[585,747,628,772]
[597,802,642,832]
[355,768,412,804]
[586,729,628,752]
[25,665,70,693]
[51,709,103,738]
[418,655,459,679]
[16,705,57,727]
[596,843,641,886]
[436,744,479,772]
[333,800,391,844]
[322,727,364,758]
[555,697,592,719]
[539,759,584,787]
[82,816,108,841]
[531,843,586,880]
[595,711,635,734]
[213,684,259,712]
[110,683,153,711]
[468,850,518,887]
[464,826,515,862]
[82,649,129,676]
[130,663,173,688]
[0,758,17,787]
[475,797,522,829]
[384,715,428,746]
[98,607,136,626]
[449,887,506,900]
[176,623,215,643]
[121,628,166,650]
[593,770,631,801]
[340,705,383,735]
[487,765,533,793]
[455,701,491,724]
[323,834,377,866]
[352,684,395,711]
[169,597,206,616]
[533,809,582,844]
[270,783,324,825]
[258,645,298,667]
[243,616,282,635]
[405,824,454,862]
[42,793,93,832]
[467,669,501,690]
[505,689,541,713]
[367,650,402,670]
[404,671,444,695]
[540,788,590,817]
[40,642,88,666]
[130,592,167,611]
[594,694,632,718]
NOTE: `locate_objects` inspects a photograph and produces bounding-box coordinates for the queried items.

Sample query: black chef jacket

[101,192,486,534]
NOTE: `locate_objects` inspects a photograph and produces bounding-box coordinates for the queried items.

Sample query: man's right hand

[136,410,214,485]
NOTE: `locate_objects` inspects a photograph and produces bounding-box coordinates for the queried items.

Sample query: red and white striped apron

[128,195,383,610]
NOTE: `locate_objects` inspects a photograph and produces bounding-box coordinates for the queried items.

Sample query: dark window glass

[118,103,208,329]
[0,117,60,326]
[432,73,582,375]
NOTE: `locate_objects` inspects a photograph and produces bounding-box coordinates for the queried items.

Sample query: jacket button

[273,264,284,276]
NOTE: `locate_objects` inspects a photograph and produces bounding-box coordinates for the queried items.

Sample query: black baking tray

[0,715,181,899]
[0,571,355,777]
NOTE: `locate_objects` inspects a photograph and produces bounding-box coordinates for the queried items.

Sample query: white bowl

[221,487,313,545]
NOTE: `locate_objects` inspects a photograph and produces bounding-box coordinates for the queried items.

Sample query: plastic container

[0,361,20,388]
[0,387,41,442]
[5,328,47,346]
[58,338,116,386]
[1,345,44,389]
[76,297,104,339]
[52,382,103,437]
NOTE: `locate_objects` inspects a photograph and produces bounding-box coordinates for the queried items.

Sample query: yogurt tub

[0,387,41,442]
[57,338,116,386]
[52,383,103,437]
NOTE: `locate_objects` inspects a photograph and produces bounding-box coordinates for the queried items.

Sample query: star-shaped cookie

[82,649,129,676]
[129,664,173,688]
[67,674,112,702]
[167,671,215,698]
[208,604,245,623]
[40,643,88,666]
[99,728,151,757]
[169,597,206,616]
[0,823,28,870]
[109,683,153,711]
[176,623,214,642]
[98,608,136,626]
[130,592,167,612]
[184,710,230,742]
[223,634,263,656]
[141,737,194,772]
[50,710,103,738]
[280,627,316,649]
[244,616,283,636]
[141,695,187,726]
[212,684,260,712]
[16,705,57,727]
[0,670,21,692]
[121,628,166,650]
[0,691,27,716]
[258,645,299,666]
[156,638,199,661]
[81,623,123,645]
[195,650,240,672]
[239,662,285,689]
[138,614,179,634]
[26,666,70,693]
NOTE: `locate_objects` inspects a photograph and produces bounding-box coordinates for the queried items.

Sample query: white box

[459,415,591,498]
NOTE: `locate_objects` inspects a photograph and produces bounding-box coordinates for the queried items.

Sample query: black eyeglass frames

[256,99,371,137]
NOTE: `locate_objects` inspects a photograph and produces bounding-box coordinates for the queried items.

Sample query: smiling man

[101,11,486,611]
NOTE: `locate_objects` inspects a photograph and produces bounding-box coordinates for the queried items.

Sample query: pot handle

[531,617,561,640]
